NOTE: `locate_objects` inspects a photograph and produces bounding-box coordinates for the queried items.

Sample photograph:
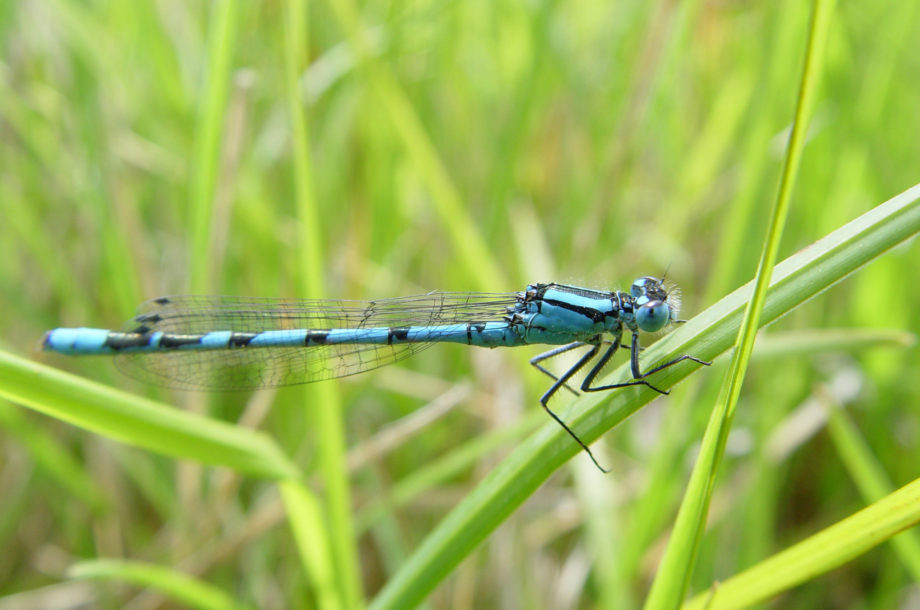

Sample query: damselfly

[44,277,710,470]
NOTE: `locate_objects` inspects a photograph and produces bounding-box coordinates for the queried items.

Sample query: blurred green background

[2,0,919,607]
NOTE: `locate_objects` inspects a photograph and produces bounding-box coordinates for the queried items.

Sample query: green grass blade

[284,1,362,607]
[750,328,916,361]
[285,0,323,299]
[280,480,346,610]
[644,0,837,605]
[681,477,920,610]
[69,559,251,610]
[0,352,299,480]
[368,182,920,610]
[188,0,239,292]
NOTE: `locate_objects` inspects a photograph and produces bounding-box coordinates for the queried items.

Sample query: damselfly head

[631,276,681,333]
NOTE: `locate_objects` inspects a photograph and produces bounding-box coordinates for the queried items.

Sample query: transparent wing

[114,292,518,390]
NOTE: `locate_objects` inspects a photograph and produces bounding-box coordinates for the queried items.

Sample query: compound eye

[630,276,653,297]
[636,300,670,332]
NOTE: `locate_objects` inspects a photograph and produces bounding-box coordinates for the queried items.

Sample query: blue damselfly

[44,277,709,470]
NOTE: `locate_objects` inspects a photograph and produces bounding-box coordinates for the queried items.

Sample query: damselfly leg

[583,333,711,395]
[530,341,590,397]
[532,333,711,472]
[533,339,610,473]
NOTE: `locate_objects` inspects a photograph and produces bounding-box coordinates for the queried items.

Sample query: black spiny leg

[583,332,710,395]
[629,331,711,383]
[580,334,667,394]
[537,340,609,473]
[530,341,589,397]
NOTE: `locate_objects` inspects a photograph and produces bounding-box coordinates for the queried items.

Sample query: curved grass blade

[0,350,299,480]
[69,559,251,610]
[681,477,920,610]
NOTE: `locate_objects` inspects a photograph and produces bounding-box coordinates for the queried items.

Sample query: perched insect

[44,277,709,470]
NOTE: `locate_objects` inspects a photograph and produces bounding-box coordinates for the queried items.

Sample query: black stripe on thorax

[542,298,606,324]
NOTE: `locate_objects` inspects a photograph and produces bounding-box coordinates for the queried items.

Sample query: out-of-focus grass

[1,1,919,608]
